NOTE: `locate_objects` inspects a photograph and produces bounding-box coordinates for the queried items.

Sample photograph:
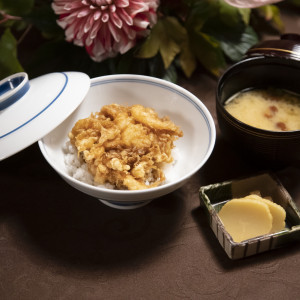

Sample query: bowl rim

[39,73,216,196]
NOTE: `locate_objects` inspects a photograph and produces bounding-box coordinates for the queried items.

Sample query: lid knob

[246,32,300,61]
[0,72,30,111]
[281,33,300,42]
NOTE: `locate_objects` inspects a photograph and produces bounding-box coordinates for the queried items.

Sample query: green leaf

[201,3,258,62]
[218,0,244,28]
[186,0,218,32]
[256,5,272,20]
[185,0,254,73]
[163,64,178,83]
[217,1,250,27]
[147,54,167,78]
[190,32,226,77]
[179,39,197,78]
[0,28,23,78]
[0,0,34,16]
[137,22,161,58]
[256,5,285,33]
[164,16,186,44]
[160,35,180,69]
[238,8,251,25]
[159,17,185,69]
[137,17,187,69]
[217,26,258,62]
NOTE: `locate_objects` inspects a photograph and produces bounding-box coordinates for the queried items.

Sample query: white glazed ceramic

[0,72,29,108]
[38,74,216,209]
[0,72,90,160]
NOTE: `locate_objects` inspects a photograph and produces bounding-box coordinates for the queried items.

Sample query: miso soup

[224,88,300,131]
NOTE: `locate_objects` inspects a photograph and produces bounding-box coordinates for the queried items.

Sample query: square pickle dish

[199,173,300,259]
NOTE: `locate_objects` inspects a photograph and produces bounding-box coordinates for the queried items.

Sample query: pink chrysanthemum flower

[52,0,159,62]
[224,0,282,8]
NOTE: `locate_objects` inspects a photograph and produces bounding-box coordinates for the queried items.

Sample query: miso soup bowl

[216,34,300,166]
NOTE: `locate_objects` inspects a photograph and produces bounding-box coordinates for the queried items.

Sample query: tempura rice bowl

[38,74,216,209]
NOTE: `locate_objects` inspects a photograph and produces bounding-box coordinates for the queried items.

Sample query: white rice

[62,140,94,185]
[62,140,116,188]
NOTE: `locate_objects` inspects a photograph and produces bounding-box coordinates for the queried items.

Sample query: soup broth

[224,88,300,131]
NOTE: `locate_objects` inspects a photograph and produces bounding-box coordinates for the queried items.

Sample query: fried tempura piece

[69,104,183,190]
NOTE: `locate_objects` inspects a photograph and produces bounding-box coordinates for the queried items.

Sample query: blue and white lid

[0,71,90,160]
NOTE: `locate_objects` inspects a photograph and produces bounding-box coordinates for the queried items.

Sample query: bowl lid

[246,33,300,61]
[0,71,90,160]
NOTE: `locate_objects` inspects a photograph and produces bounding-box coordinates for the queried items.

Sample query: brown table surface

[1,7,300,300]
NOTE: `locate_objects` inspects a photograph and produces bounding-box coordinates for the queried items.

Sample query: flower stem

[0,10,22,24]
[17,24,32,45]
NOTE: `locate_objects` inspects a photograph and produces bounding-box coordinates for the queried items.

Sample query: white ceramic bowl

[38,74,216,209]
